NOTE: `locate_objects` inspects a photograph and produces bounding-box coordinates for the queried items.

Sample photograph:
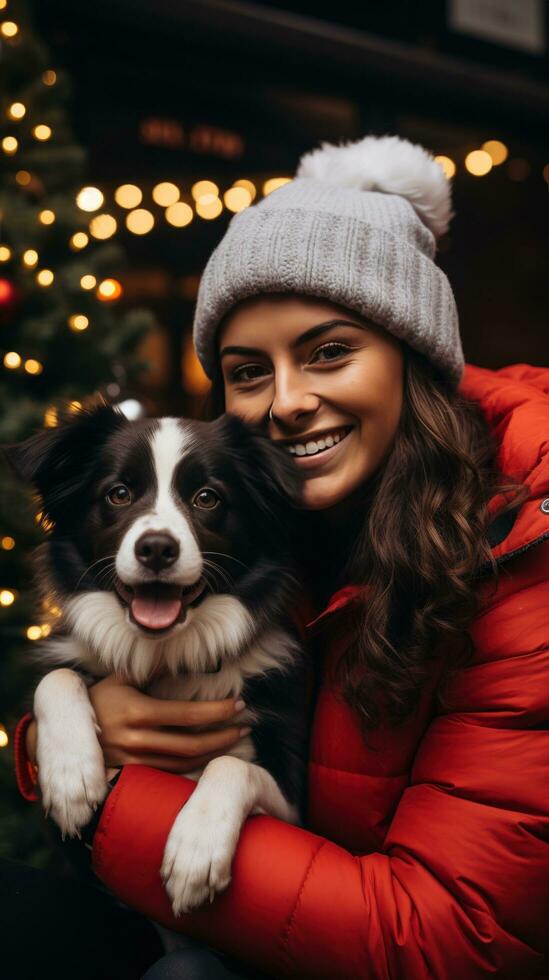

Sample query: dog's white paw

[38,729,107,839]
[161,795,241,916]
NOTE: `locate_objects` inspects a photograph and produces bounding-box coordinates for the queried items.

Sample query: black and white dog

[4,404,310,914]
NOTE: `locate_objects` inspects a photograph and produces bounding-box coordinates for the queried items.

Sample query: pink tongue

[131,596,182,630]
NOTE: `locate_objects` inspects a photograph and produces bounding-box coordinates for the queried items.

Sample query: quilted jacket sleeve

[91,544,549,980]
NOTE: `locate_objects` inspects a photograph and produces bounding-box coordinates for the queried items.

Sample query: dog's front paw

[38,733,107,839]
[161,797,239,916]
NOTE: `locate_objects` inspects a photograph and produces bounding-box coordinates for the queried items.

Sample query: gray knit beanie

[192,134,464,387]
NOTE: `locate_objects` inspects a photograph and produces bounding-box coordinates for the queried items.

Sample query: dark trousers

[1,858,261,980]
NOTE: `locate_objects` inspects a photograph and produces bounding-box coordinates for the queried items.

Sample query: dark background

[32,0,549,413]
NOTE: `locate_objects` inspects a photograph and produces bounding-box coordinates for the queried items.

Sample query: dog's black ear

[215,412,304,511]
[1,402,126,523]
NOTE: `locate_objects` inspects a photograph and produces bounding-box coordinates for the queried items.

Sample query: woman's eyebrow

[219,319,366,359]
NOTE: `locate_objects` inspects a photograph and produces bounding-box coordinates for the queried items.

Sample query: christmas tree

[0,0,156,868]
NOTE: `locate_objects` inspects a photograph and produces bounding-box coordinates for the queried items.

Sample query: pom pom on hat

[296,134,453,241]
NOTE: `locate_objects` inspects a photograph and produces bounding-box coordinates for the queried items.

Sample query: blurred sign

[448,0,545,53]
[139,118,245,159]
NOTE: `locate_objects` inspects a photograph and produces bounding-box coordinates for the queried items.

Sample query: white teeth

[287,427,351,456]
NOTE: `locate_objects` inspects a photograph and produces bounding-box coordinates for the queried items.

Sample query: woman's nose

[269,368,320,424]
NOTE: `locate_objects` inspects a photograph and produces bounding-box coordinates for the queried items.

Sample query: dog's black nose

[135,532,180,572]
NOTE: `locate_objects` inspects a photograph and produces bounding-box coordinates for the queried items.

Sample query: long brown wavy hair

[202,344,529,737]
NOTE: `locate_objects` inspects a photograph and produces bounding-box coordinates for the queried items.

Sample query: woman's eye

[106,484,132,506]
[192,487,221,510]
[230,364,267,384]
[311,342,352,362]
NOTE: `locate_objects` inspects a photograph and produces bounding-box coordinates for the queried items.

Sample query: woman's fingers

[136,695,243,729]
[120,750,236,774]
[127,724,249,759]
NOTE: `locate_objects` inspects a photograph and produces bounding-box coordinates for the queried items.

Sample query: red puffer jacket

[14,363,549,979]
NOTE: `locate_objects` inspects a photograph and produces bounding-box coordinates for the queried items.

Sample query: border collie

[4,404,309,915]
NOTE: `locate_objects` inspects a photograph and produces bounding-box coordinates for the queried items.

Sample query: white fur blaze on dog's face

[116,418,203,586]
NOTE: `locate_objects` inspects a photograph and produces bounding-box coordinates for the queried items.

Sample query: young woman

[15,135,549,979]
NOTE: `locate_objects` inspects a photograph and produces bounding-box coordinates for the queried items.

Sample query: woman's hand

[24,675,249,777]
[87,674,249,776]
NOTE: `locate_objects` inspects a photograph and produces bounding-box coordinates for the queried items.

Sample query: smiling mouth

[114,577,207,634]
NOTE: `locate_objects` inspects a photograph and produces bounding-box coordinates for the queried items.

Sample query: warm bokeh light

[126,208,154,234]
[4,351,21,369]
[0,590,15,606]
[68,314,89,331]
[24,359,43,375]
[152,182,179,206]
[43,69,57,86]
[44,406,58,427]
[195,196,223,219]
[181,333,211,395]
[68,400,82,413]
[464,150,493,176]
[191,180,219,201]
[1,22,19,38]
[40,623,52,637]
[233,178,257,201]
[1,537,15,550]
[543,164,549,184]
[80,274,96,290]
[16,169,31,185]
[165,201,193,227]
[482,140,508,166]
[508,158,531,182]
[2,136,18,154]
[33,124,52,141]
[36,268,54,286]
[0,726,8,749]
[8,102,26,120]
[77,186,104,212]
[23,249,39,267]
[70,231,89,250]
[26,625,42,641]
[89,213,117,239]
[115,184,142,208]
[39,209,55,225]
[0,246,12,261]
[224,186,252,212]
[97,278,122,300]
[434,155,456,179]
[263,177,292,196]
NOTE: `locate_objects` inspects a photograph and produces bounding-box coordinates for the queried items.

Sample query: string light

[223,186,252,212]
[77,186,104,212]
[233,179,256,201]
[1,22,19,38]
[36,268,54,286]
[70,231,89,250]
[0,725,8,749]
[44,406,58,427]
[68,400,82,413]
[435,155,456,179]
[39,209,55,225]
[195,195,223,219]
[464,150,493,176]
[80,274,96,290]
[165,202,193,227]
[26,625,42,640]
[16,170,31,185]
[1,537,15,550]
[0,1,8,10]
[68,314,89,331]
[97,278,122,301]
[8,102,26,120]
[40,623,52,637]
[89,214,117,239]
[263,177,292,196]
[0,246,12,261]
[2,136,18,155]
[33,125,52,142]
[482,140,508,165]
[152,182,179,206]
[0,589,15,606]
[4,351,21,369]
[191,180,218,201]
[24,359,43,375]
[126,209,154,234]
[42,70,57,86]
[115,184,142,208]
[23,249,39,267]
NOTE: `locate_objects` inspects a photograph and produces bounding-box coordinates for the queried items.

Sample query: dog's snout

[135,531,180,572]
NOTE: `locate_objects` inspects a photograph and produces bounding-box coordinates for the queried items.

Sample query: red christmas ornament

[0,278,22,324]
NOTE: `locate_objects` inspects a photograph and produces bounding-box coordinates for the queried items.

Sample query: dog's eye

[192,487,220,510]
[106,484,132,506]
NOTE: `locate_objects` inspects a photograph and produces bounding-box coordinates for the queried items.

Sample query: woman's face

[218,294,404,512]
